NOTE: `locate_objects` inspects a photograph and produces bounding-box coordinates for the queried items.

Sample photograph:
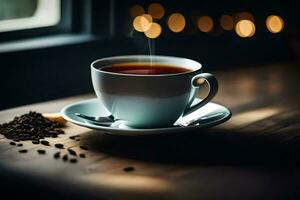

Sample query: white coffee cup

[91,55,218,128]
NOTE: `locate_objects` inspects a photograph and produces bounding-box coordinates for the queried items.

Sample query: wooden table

[1,63,300,200]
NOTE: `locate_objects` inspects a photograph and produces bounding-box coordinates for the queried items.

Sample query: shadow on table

[83,124,300,167]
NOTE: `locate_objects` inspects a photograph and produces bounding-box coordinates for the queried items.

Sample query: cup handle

[183,73,218,116]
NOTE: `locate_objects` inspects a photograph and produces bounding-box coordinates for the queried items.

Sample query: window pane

[0,0,38,20]
[0,0,61,32]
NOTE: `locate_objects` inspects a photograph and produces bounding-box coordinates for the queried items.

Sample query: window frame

[0,0,90,42]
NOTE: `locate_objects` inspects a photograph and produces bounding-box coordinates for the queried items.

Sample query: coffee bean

[41,140,50,146]
[9,141,16,146]
[19,149,28,153]
[79,145,88,150]
[53,152,60,159]
[79,153,86,158]
[17,143,23,147]
[55,143,64,149]
[70,158,77,163]
[67,149,77,156]
[37,149,46,154]
[62,154,68,161]
[32,140,40,144]
[123,166,135,172]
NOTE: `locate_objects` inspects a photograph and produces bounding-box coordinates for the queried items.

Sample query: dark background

[0,0,299,110]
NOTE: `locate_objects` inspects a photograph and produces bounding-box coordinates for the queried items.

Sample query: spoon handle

[75,113,114,125]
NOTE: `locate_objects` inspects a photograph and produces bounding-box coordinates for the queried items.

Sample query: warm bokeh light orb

[144,22,162,39]
[167,13,186,33]
[235,20,256,37]
[197,16,214,32]
[220,15,234,31]
[266,15,284,33]
[130,5,145,18]
[142,14,153,24]
[133,14,153,32]
[148,3,165,19]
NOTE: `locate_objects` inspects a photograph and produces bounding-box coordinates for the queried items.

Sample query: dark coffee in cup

[101,63,192,75]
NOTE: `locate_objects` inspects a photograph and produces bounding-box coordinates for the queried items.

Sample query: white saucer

[61,98,231,136]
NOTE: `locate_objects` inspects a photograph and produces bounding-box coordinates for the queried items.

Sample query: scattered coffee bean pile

[0,112,91,165]
[0,111,64,141]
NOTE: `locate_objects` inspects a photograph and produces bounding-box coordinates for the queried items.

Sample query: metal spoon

[175,112,226,127]
[75,112,226,127]
[75,113,117,126]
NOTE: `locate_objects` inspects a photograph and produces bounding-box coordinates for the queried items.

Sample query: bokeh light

[266,15,284,33]
[220,15,234,31]
[148,3,165,19]
[167,13,186,32]
[197,16,214,32]
[130,5,145,18]
[133,14,153,32]
[144,22,162,39]
[235,20,256,37]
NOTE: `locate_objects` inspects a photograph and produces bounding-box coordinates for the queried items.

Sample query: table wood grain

[0,63,300,200]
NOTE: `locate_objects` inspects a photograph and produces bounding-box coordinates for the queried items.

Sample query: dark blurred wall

[0,0,299,109]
